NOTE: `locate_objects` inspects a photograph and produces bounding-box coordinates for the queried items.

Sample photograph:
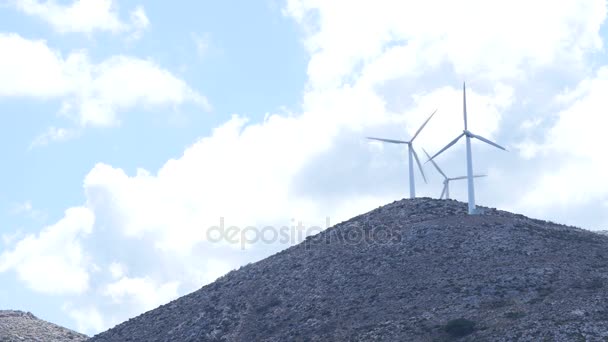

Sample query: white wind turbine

[367,110,437,199]
[428,83,506,214]
[423,148,487,200]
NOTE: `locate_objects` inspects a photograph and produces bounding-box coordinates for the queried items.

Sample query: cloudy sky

[1,0,608,335]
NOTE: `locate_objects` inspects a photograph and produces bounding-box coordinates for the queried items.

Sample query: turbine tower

[423,149,487,200]
[428,83,506,214]
[367,110,437,198]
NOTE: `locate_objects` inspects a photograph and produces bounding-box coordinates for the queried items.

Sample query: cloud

[192,33,211,59]
[0,207,94,295]
[9,200,47,221]
[1,230,24,247]
[516,67,608,215]
[80,112,337,254]
[64,274,179,335]
[64,305,105,335]
[65,55,209,126]
[103,276,180,310]
[11,201,33,215]
[108,262,126,279]
[0,33,208,131]
[13,0,149,36]
[0,33,70,97]
[128,5,150,40]
[284,0,605,88]
[29,127,80,148]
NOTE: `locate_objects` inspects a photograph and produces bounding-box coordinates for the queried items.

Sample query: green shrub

[444,318,476,338]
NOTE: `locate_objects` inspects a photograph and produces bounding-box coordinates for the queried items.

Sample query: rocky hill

[90,198,608,341]
[0,310,87,342]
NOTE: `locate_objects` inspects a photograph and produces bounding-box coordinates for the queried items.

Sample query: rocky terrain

[0,310,87,342]
[90,198,608,341]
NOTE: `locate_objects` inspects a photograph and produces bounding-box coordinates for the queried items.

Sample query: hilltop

[90,198,608,341]
[0,310,87,342]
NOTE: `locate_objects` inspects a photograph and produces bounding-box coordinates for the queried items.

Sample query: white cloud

[81,111,337,254]
[285,0,605,88]
[29,127,80,148]
[192,33,211,59]
[13,0,149,36]
[103,276,179,311]
[64,305,105,335]
[108,262,126,279]
[517,67,608,212]
[1,230,24,247]
[10,200,47,221]
[61,275,178,334]
[67,55,209,126]
[0,33,208,130]
[0,207,94,295]
[11,201,33,215]
[128,5,150,40]
[0,33,70,97]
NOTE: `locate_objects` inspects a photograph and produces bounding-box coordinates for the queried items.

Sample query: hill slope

[90,198,608,341]
[0,310,87,342]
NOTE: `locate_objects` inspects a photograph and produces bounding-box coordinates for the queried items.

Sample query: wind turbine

[367,110,437,199]
[423,148,487,200]
[428,83,506,214]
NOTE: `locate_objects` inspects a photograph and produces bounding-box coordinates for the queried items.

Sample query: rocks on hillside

[90,198,608,341]
[0,310,87,342]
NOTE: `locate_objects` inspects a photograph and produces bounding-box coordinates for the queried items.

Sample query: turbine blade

[366,137,409,144]
[440,185,447,199]
[451,175,486,180]
[450,176,469,181]
[410,109,438,142]
[463,82,468,130]
[411,148,427,183]
[470,133,507,151]
[423,148,448,179]
[427,133,465,161]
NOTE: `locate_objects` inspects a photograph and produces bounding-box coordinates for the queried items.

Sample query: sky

[1,0,608,336]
